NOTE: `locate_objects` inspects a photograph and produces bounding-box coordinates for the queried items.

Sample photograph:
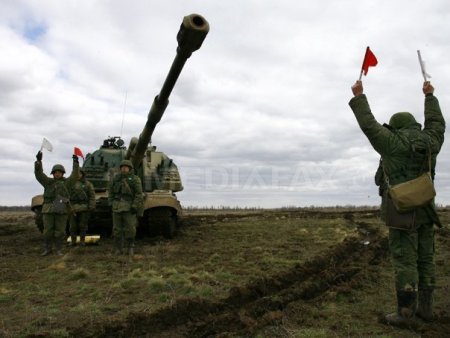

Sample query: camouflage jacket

[34,160,80,214]
[108,173,144,216]
[349,93,445,226]
[69,178,96,212]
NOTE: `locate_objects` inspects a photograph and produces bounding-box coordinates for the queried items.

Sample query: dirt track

[92,222,386,337]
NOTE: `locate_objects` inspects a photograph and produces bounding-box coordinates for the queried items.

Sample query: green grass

[0,209,449,337]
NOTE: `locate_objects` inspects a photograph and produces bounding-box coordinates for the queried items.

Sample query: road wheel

[148,207,177,239]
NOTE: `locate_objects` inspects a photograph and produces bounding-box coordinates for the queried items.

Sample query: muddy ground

[0,208,449,337]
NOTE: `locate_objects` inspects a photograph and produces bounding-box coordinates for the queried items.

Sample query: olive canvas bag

[384,146,435,213]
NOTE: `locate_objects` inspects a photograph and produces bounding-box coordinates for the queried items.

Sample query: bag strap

[382,137,431,187]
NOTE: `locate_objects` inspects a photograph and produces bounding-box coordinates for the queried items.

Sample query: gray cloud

[1,0,449,207]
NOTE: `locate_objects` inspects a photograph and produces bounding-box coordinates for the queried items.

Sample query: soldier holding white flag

[349,79,445,326]
[34,140,80,256]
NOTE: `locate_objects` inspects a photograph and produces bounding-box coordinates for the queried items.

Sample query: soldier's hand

[36,151,43,162]
[423,81,434,95]
[72,154,79,162]
[351,81,363,96]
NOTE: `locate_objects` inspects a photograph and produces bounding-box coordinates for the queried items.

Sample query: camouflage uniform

[68,172,95,246]
[108,160,143,254]
[350,89,445,324]
[34,158,80,255]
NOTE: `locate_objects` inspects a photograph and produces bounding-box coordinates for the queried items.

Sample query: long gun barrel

[128,14,209,168]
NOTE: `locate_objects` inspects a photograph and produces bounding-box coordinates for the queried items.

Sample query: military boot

[127,239,135,257]
[80,232,86,247]
[385,290,417,328]
[70,235,77,247]
[41,239,52,256]
[416,287,434,321]
[54,239,64,256]
[113,236,123,255]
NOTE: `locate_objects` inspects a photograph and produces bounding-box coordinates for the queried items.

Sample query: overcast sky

[1,0,449,207]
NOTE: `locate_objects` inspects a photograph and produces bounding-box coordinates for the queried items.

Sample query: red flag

[361,47,378,76]
[74,147,84,160]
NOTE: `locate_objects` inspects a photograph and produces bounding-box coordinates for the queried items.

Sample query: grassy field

[0,208,449,337]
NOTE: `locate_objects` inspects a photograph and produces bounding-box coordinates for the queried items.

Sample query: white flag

[417,50,432,81]
[40,137,53,152]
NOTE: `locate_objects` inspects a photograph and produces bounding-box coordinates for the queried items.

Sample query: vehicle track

[82,222,387,337]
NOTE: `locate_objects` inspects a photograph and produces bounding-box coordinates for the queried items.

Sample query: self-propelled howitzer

[31,14,209,238]
[121,13,209,237]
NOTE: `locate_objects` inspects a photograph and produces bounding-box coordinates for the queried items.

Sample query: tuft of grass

[189,285,214,298]
[292,328,329,338]
[160,266,179,275]
[166,273,193,289]
[128,268,143,278]
[148,276,166,292]
[158,293,171,303]
[47,261,66,271]
[68,267,90,280]
[49,328,70,338]
[0,294,14,304]
[208,253,221,264]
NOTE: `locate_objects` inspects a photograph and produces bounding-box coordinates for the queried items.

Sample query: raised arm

[34,151,51,187]
[66,155,80,186]
[422,82,445,153]
[349,81,392,155]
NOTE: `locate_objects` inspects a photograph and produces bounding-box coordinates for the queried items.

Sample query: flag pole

[359,46,370,81]
[417,50,428,82]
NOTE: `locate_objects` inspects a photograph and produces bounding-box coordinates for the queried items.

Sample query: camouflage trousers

[69,211,90,236]
[112,212,137,240]
[43,213,68,242]
[389,223,435,291]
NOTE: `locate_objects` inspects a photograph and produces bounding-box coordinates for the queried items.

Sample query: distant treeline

[0,206,30,211]
[183,205,381,211]
[184,204,450,211]
[1,205,449,212]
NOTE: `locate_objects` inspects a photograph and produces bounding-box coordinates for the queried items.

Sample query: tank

[31,14,210,238]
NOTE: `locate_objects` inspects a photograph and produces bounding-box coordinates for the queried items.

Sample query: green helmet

[389,112,418,129]
[51,164,66,174]
[120,160,133,169]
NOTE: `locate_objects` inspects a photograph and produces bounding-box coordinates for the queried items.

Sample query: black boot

[80,232,86,247]
[127,239,135,257]
[54,239,64,256]
[70,234,77,247]
[41,239,52,256]
[114,236,123,254]
[416,287,434,321]
[385,290,417,328]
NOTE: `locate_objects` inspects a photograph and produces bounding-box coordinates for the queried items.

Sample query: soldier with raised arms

[34,151,80,256]
[349,80,445,326]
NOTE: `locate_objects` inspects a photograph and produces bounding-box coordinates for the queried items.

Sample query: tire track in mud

[83,222,387,338]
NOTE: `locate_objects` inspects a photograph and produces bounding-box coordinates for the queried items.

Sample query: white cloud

[0,0,449,207]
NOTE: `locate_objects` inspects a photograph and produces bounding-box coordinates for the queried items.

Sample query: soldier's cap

[120,160,133,169]
[389,112,420,129]
[51,164,66,174]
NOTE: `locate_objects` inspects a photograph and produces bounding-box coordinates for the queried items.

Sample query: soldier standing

[68,169,95,246]
[108,160,143,256]
[349,81,445,326]
[34,151,80,256]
